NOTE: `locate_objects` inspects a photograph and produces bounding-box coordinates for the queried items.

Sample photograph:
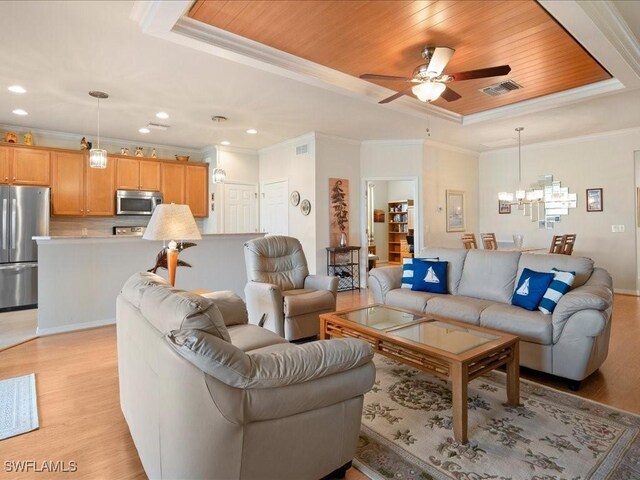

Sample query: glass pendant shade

[516,189,526,201]
[212,167,226,184]
[498,191,514,202]
[89,148,108,169]
[411,81,446,102]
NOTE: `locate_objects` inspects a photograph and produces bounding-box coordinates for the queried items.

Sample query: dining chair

[562,234,577,255]
[462,233,478,249]
[549,235,564,254]
[481,233,498,250]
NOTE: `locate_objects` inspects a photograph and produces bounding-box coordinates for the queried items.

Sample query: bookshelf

[388,199,414,264]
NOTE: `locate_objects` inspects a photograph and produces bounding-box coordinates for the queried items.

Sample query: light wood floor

[0,308,37,352]
[0,291,637,480]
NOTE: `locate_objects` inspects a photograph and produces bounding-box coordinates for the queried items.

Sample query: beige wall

[479,129,640,293]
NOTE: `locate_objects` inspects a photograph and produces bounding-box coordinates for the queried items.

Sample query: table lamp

[143,204,202,286]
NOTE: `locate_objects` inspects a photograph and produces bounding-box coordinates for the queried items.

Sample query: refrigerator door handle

[11,198,17,249]
[1,198,6,250]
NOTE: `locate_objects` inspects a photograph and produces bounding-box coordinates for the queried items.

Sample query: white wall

[424,143,479,248]
[315,134,361,275]
[259,133,317,272]
[372,181,389,262]
[387,180,414,201]
[479,129,640,292]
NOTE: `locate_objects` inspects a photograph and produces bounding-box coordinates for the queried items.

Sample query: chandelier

[88,91,109,169]
[212,115,227,184]
[498,127,543,205]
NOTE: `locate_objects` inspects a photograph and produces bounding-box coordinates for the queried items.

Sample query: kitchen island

[34,233,264,335]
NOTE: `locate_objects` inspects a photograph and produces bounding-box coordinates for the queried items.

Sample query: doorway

[223,183,258,233]
[260,180,289,235]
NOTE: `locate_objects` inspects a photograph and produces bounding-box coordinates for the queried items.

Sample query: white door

[223,183,258,233]
[261,180,288,235]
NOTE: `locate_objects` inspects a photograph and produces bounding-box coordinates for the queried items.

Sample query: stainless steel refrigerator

[0,186,49,310]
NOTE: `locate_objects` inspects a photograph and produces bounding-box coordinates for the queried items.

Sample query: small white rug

[0,373,39,440]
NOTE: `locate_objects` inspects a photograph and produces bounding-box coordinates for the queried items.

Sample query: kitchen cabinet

[116,158,160,191]
[161,163,185,204]
[186,164,208,217]
[0,147,9,184]
[11,147,50,186]
[52,152,115,216]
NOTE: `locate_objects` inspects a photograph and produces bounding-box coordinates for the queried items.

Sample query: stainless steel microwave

[116,190,162,215]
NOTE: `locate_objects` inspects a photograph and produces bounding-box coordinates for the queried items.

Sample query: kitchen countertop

[33,233,263,244]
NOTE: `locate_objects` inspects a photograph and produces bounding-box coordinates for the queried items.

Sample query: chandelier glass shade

[411,81,446,102]
[89,91,109,169]
[498,127,543,205]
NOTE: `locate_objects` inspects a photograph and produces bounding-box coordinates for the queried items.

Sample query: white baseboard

[36,318,115,336]
[614,288,639,296]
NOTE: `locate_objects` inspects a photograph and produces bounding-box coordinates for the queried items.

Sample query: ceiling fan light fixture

[412,82,446,102]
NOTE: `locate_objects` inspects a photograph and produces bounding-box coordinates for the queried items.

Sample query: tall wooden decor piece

[329,178,349,247]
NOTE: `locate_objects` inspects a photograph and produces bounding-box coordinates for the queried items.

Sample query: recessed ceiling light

[246,128,258,134]
[139,128,150,134]
[221,141,230,146]
[156,112,169,119]
[8,85,26,94]
[12,109,28,116]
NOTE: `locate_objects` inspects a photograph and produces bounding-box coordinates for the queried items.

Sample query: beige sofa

[117,272,375,480]
[369,248,613,386]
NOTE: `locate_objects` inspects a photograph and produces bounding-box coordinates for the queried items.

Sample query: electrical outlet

[611,225,625,233]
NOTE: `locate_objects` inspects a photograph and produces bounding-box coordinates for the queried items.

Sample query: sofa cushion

[244,236,309,291]
[517,253,593,288]
[283,289,335,317]
[424,295,494,325]
[120,271,169,308]
[538,268,576,315]
[201,290,249,326]
[419,247,468,294]
[412,260,448,294]
[385,288,434,312]
[481,304,553,345]
[227,324,288,352]
[457,250,521,303]
[511,268,555,311]
[140,284,230,342]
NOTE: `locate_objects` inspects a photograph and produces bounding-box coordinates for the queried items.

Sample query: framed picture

[446,190,465,232]
[499,200,511,214]
[586,188,603,212]
[373,209,385,223]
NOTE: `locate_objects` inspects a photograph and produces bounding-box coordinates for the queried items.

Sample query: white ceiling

[1,1,640,153]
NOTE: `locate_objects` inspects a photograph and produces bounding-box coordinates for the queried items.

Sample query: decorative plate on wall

[300,199,311,216]
[290,190,300,206]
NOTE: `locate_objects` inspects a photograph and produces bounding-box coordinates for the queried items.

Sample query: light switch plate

[611,225,625,233]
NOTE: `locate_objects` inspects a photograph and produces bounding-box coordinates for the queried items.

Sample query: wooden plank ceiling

[188,0,611,116]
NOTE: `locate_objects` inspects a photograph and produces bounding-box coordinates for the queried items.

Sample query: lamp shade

[143,204,202,241]
[411,81,446,102]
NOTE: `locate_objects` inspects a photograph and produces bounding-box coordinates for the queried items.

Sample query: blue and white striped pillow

[538,268,576,314]
[401,257,440,289]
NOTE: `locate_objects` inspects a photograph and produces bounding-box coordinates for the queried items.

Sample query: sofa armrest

[368,266,403,303]
[552,284,613,343]
[244,281,284,337]
[584,267,613,289]
[304,274,339,297]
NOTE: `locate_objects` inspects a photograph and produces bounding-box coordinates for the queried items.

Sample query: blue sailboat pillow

[511,268,555,311]
[411,260,448,294]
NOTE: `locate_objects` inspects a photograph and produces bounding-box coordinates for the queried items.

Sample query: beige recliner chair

[244,236,338,340]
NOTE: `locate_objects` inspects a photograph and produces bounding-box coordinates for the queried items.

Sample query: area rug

[355,356,640,479]
[0,373,39,440]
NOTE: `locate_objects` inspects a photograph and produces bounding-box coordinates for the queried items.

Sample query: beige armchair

[244,236,338,340]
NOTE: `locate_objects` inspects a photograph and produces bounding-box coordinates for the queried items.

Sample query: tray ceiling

[188,0,611,116]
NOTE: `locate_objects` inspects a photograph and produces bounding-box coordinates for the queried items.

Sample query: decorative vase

[4,132,17,143]
[135,147,144,157]
[151,148,157,159]
[513,234,524,250]
[23,132,33,146]
[339,232,347,247]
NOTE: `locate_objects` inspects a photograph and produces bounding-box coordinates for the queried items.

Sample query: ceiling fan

[360,46,511,104]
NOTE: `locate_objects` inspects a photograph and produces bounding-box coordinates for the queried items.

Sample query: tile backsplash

[50,216,205,237]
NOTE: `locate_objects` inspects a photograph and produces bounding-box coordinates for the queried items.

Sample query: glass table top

[336,306,422,330]
[390,321,498,355]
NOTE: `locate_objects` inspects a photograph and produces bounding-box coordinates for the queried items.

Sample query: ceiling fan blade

[447,65,511,81]
[379,86,414,104]
[427,47,456,76]
[440,86,461,102]
[360,73,414,82]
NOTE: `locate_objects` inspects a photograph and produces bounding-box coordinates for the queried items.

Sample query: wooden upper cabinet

[161,163,185,204]
[86,159,115,216]
[115,158,140,190]
[139,161,161,191]
[52,152,85,216]
[12,147,50,186]
[186,164,209,217]
[0,147,9,184]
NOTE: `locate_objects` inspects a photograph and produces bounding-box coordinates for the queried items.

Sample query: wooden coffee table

[320,304,520,443]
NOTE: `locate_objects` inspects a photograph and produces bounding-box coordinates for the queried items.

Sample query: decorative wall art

[499,201,511,214]
[329,178,349,246]
[374,209,385,223]
[300,199,311,216]
[290,190,300,206]
[586,188,603,212]
[446,190,465,232]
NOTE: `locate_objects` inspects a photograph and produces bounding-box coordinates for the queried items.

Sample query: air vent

[296,144,308,155]
[480,79,522,97]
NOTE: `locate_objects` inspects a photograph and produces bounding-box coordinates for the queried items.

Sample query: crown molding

[217,145,259,155]
[361,139,424,147]
[424,139,479,157]
[314,132,361,146]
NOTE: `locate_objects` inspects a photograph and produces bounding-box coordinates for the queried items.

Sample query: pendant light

[89,91,109,169]
[212,115,227,184]
[498,127,543,205]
